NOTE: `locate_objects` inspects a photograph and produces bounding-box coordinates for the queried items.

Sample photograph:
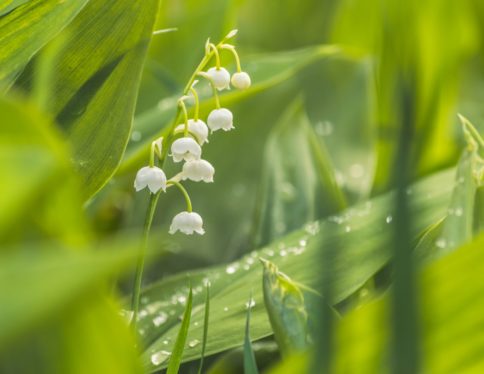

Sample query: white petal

[207,108,234,132]
[231,72,251,89]
[134,166,167,193]
[182,159,215,182]
[174,120,209,145]
[169,211,204,235]
[171,137,202,163]
[206,67,231,90]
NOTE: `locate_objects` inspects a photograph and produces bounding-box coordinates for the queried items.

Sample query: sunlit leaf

[0,0,88,90]
[137,168,455,370]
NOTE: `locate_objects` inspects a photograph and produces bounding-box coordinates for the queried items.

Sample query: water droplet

[139,310,148,318]
[177,295,187,304]
[305,221,320,235]
[435,238,447,249]
[299,239,307,247]
[153,312,168,327]
[279,249,287,257]
[454,207,463,216]
[386,215,393,224]
[345,226,351,233]
[266,249,275,257]
[119,309,134,323]
[131,131,142,142]
[315,120,334,136]
[245,298,256,309]
[188,339,200,348]
[246,257,255,265]
[162,339,170,345]
[225,263,239,274]
[223,307,229,312]
[194,321,199,327]
[349,163,364,179]
[151,350,171,366]
[243,264,250,270]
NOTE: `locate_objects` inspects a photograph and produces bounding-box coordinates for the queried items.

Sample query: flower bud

[182,159,215,182]
[231,71,251,89]
[207,108,234,132]
[174,119,209,145]
[169,211,205,235]
[171,137,202,163]
[206,67,231,90]
[134,166,167,193]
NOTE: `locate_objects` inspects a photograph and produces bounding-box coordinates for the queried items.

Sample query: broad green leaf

[119,45,342,173]
[415,117,483,262]
[253,98,346,247]
[332,234,484,373]
[261,259,308,356]
[0,96,86,246]
[243,295,259,374]
[137,168,455,370]
[166,288,193,374]
[0,0,88,90]
[0,238,143,347]
[18,0,160,198]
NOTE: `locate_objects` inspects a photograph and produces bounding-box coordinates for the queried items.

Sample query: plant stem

[130,191,161,329]
[167,180,192,212]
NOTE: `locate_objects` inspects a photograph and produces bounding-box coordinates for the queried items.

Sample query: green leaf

[253,98,346,247]
[332,233,484,372]
[0,0,88,90]
[260,259,308,356]
[0,238,144,347]
[0,96,86,246]
[21,0,160,198]
[243,296,259,374]
[137,168,455,371]
[166,288,193,374]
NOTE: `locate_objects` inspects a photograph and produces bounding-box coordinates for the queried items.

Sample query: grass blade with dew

[197,282,210,374]
[260,258,309,357]
[243,292,259,374]
[167,287,193,374]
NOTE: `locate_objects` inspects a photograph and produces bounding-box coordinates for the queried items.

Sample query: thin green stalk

[167,180,192,212]
[130,191,161,328]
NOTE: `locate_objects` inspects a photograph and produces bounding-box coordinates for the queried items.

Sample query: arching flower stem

[167,180,192,212]
[221,44,242,72]
[190,86,200,121]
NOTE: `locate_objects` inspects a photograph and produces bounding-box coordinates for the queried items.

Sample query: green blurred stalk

[130,191,160,329]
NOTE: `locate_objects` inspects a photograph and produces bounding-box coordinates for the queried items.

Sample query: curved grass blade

[166,288,193,374]
[244,294,259,374]
[260,258,308,357]
[197,282,211,374]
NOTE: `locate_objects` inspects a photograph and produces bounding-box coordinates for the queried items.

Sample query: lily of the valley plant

[131,29,251,325]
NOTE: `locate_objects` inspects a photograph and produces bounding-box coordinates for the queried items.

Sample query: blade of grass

[167,287,193,374]
[243,293,259,374]
[197,282,210,374]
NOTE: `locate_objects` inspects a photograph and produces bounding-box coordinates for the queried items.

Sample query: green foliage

[243,295,259,374]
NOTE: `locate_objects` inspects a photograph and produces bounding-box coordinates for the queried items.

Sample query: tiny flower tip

[207,108,234,132]
[169,211,205,235]
[171,137,202,163]
[134,166,167,194]
[206,67,231,91]
[225,29,238,39]
[231,71,251,89]
[182,159,215,183]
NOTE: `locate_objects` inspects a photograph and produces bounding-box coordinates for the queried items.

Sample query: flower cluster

[134,30,250,235]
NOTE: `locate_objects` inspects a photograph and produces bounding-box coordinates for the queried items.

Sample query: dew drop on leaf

[151,350,171,366]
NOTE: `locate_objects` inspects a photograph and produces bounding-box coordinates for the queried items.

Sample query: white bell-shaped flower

[206,67,231,90]
[231,71,251,89]
[207,108,234,132]
[174,119,209,145]
[182,159,215,182]
[169,211,205,235]
[171,137,202,163]
[134,166,167,193]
